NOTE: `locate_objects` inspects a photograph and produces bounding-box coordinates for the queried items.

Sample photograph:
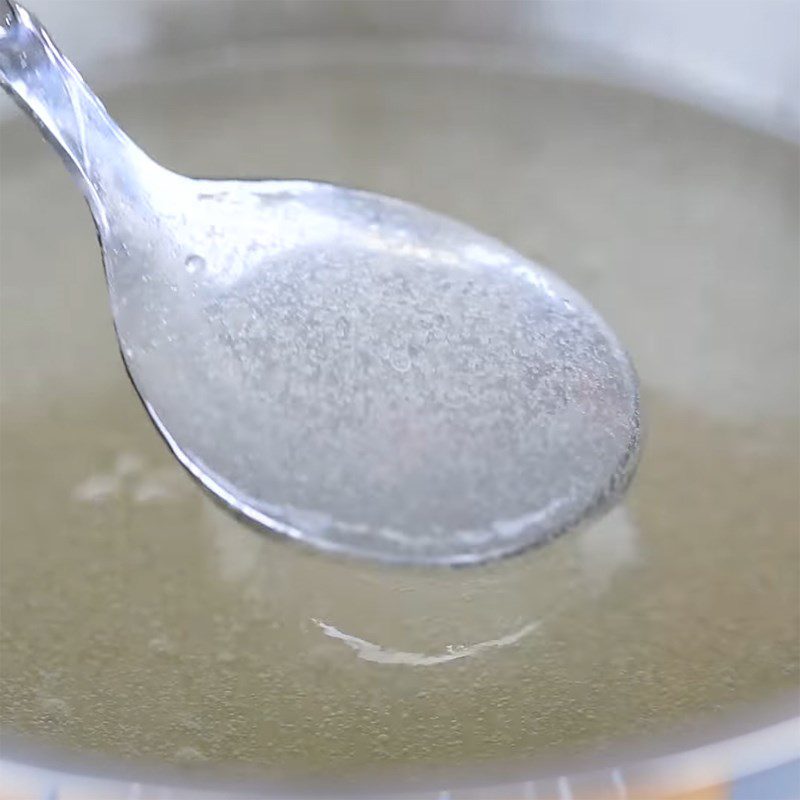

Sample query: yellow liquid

[1,52,797,780]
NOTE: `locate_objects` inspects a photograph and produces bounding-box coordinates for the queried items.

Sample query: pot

[1,1,797,797]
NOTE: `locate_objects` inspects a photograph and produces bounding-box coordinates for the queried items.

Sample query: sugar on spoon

[0,1,640,565]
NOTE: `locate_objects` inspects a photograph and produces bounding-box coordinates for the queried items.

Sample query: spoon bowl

[0,0,640,564]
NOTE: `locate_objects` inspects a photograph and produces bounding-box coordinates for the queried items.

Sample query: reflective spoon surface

[0,1,640,565]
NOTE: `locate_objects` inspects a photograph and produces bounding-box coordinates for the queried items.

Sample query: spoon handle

[0,1,157,232]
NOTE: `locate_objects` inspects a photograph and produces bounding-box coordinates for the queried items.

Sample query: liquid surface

[1,49,798,781]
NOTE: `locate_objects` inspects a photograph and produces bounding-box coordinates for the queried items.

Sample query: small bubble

[40,697,69,721]
[174,746,206,764]
[148,635,175,656]
[185,254,206,274]
[177,712,202,732]
[335,316,351,338]
[390,353,411,373]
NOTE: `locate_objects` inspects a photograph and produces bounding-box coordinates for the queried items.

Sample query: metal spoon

[0,1,640,565]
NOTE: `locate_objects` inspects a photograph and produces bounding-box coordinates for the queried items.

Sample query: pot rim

[2,690,798,797]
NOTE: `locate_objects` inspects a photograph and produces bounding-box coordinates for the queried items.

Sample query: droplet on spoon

[185,253,205,274]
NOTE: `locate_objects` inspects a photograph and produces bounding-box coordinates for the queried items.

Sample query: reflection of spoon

[312,618,542,666]
[0,2,640,565]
